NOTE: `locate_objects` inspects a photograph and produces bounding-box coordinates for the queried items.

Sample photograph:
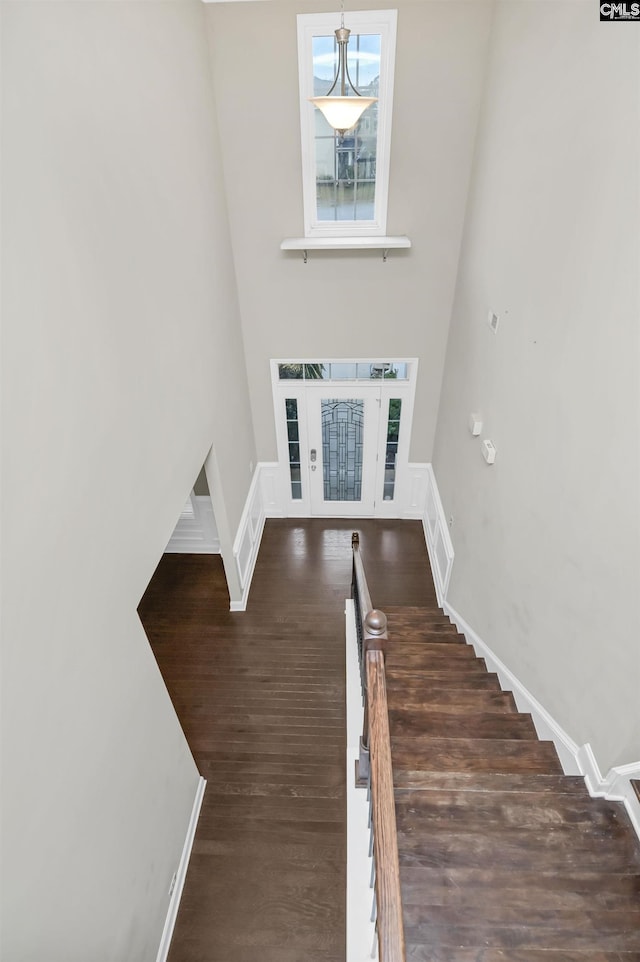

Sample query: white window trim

[297,10,398,239]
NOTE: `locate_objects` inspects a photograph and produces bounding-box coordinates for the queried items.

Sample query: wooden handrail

[367,650,406,962]
[352,532,388,662]
[352,533,406,962]
[352,532,374,620]
[352,532,388,787]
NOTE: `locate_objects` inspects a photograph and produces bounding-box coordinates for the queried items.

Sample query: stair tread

[386,661,490,680]
[394,789,631,834]
[386,642,478,659]
[399,866,640,905]
[389,710,538,739]
[397,826,640,871]
[388,632,466,645]
[391,735,563,774]
[397,821,638,854]
[388,691,518,714]
[405,948,640,962]
[389,628,465,642]
[384,605,452,617]
[393,771,589,794]
[403,908,640,950]
[386,672,503,692]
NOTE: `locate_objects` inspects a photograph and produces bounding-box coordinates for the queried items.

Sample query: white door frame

[271,359,418,518]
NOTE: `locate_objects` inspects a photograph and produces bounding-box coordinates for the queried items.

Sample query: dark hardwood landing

[386,607,640,959]
[138,519,432,962]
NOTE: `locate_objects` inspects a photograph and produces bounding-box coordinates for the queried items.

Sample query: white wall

[1,3,255,959]
[205,0,493,463]
[433,1,640,773]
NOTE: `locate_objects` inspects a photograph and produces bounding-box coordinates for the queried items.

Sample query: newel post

[364,608,388,654]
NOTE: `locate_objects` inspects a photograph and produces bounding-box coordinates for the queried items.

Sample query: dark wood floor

[138,519,433,962]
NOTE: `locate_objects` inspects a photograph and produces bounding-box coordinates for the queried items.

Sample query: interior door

[306,385,381,516]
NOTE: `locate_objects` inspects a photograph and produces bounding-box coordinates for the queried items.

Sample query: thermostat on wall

[481,439,496,464]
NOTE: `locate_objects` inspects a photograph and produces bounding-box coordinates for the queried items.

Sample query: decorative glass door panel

[308,387,378,516]
[321,399,364,501]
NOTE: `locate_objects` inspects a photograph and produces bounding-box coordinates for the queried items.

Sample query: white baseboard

[230,463,281,611]
[155,776,206,962]
[576,747,640,838]
[602,762,640,838]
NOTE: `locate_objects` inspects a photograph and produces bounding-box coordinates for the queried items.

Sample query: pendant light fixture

[309,2,377,136]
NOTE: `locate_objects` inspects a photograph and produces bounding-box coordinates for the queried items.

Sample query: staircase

[382,605,640,961]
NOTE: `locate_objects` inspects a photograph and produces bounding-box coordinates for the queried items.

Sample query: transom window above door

[278,360,409,381]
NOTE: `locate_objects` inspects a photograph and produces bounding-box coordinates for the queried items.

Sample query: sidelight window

[383,398,402,501]
[285,398,303,500]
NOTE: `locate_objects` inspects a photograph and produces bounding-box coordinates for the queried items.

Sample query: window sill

[280,235,411,262]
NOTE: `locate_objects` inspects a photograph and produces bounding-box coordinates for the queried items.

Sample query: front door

[306,386,380,516]
[272,360,417,518]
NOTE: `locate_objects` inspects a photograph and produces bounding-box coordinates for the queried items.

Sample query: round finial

[364,609,387,636]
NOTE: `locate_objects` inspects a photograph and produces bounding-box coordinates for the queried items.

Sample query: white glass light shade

[310,95,377,133]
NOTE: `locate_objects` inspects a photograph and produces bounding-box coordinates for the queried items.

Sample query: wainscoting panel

[403,463,429,518]
[421,465,454,606]
[231,463,283,611]
[260,463,283,518]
